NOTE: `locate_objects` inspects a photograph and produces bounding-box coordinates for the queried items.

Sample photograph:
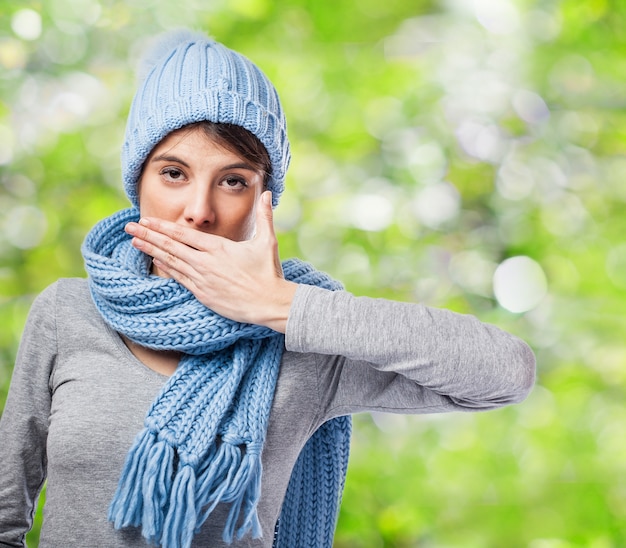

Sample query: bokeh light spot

[497,159,535,201]
[0,38,28,70]
[413,182,460,229]
[493,256,547,313]
[4,206,48,249]
[11,9,43,41]
[473,0,520,35]
[456,119,507,163]
[512,90,550,124]
[347,194,394,232]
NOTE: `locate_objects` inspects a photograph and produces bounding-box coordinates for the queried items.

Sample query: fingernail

[125,222,137,234]
[139,218,150,227]
[265,191,272,205]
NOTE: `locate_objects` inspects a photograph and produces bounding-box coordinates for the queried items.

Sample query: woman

[0,29,535,548]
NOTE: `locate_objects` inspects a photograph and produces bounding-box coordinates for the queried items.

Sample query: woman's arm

[0,284,57,547]
[286,285,535,415]
[125,190,535,412]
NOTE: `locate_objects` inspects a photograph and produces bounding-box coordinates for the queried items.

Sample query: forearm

[286,285,536,407]
[0,392,48,545]
[0,285,56,541]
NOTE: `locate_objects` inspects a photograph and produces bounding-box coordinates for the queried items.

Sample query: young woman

[0,30,535,548]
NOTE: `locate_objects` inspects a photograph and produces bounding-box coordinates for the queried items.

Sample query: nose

[184,186,215,228]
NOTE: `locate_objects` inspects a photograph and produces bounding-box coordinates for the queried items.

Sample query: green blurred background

[1,0,625,546]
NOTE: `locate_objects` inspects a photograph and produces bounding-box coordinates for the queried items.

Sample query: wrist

[260,279,297,333]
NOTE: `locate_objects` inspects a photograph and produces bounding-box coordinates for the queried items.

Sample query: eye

[160,167,186,183]
[219,176,248,191]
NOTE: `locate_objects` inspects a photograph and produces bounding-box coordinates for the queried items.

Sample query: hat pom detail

[123,28,290,209]
[136,29,211,82]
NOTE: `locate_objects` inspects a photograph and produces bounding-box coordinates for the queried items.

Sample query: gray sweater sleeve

[0,279,536,546]
[285,285,536,417]
[0,284,57,547]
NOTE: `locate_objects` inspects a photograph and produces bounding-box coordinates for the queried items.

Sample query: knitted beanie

[122,29,290,208]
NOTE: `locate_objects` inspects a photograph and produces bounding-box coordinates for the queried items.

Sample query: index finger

[132,217,217,251]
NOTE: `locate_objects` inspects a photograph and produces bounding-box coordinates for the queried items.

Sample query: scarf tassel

[195,443,263,543]
[141,439,175,543]
[160,443,263,546]
[110,430,264,547]
[85,212,352,546]
[161,464,197,548]
[108,429,156,528]
[223,452,263,542]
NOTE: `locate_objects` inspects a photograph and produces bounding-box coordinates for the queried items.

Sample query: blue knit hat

[122,29,290,208]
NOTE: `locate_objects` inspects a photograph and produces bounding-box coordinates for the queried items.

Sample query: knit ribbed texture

[82,208,351,547]
[122,30,289,208]
[272,417,351,547]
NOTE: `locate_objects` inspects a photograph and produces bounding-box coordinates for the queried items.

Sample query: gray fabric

[0,278,535,547]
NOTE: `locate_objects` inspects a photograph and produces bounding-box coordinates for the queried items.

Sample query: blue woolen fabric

[81,207,351,547]
[123,30,289,209]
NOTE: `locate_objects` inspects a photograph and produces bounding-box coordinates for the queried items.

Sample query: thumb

[256,190,275,239]
[257,190,284,277]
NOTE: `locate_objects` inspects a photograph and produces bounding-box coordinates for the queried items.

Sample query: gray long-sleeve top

[0,278,535,547]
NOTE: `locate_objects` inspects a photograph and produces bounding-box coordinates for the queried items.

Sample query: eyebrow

[221,162,259,173]
[150,154,190,168]
[150,155,258,173]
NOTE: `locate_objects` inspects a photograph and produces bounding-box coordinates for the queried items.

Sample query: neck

[122,336,181,377]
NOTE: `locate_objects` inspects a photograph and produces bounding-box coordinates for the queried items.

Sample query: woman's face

[138,126,265,245]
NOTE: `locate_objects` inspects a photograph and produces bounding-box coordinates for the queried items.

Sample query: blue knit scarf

[82,208,351,547]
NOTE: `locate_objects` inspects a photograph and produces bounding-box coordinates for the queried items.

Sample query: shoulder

[48,277,89,297]
[30,278,97,322]
[54,277,90,294]
[32,277,89,305]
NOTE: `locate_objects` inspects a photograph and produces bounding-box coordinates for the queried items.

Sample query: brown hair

[139,121,273,189]
[188,121,272,188]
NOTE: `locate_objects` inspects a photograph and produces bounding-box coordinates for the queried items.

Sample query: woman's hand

[124,191,297,333]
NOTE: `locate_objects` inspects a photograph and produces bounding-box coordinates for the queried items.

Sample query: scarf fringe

[108,429,155,528]
[141,439,174,542]
[162,465,196,548]
[109,428,263,547]
[224,452,262,542]
[85,210,351,546]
